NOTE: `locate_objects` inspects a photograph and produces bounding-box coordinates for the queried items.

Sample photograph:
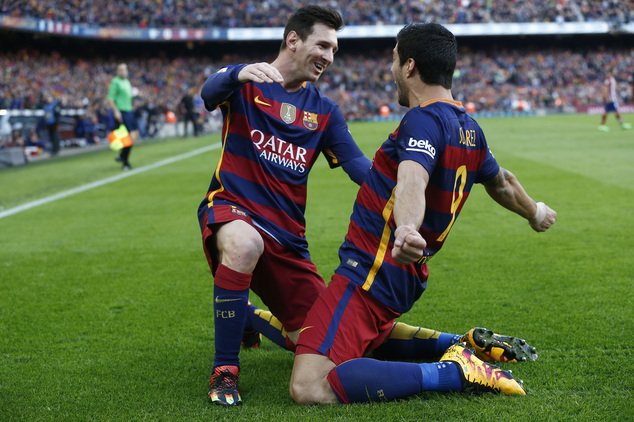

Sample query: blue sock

[418,362,462,392]
[329,358,463,403]
[329,358,424,403]
[436,332,462,355]
[373,323,462,360]
[213,284,249,369]
[244,303,289,350]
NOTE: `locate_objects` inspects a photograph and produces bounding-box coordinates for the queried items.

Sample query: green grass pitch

[1,113,632,421]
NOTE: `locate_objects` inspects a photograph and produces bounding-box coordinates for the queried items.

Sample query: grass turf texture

[1,114,632,421]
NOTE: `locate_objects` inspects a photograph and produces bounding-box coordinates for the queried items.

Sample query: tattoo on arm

[487,168,511,187]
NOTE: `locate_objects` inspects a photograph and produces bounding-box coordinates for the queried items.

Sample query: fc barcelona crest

[303,111,319,131]
[280,103,296,124]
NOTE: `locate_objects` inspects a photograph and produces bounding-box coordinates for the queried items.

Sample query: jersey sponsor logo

[254,95,271,107]
[251,129,308,173]
[280,103,296,124]
[406,137,436,159]
[302,111,319,131]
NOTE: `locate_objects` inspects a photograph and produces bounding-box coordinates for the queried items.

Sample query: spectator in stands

[75,107,98,144]
[1,45,633,126]
[3,0,633,27]
[146,102,161,138]
[25,127,47,150]
[7,127,25,149]
[134,97,149,139]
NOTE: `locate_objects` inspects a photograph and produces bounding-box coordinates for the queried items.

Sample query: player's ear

[405,58,416,78]
[286,31,299,52]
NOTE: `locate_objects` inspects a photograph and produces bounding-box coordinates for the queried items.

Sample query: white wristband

[532,202,546,225]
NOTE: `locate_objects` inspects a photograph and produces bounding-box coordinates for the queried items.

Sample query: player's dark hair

[281,5,343,50]
[396,23,457,89]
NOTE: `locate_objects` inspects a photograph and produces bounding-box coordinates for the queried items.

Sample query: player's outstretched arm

[482,167,556,232]
[392,160,429,264]
[237,63,283,84]
[200,63,284,111]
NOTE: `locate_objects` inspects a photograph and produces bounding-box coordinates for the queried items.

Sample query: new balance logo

[254,96,271,107]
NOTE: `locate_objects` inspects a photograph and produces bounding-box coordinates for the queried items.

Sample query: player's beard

[394,71,409,108]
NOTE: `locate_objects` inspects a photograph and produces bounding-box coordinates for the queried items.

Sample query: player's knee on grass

[290,355,338,405]
[289,374,335,405]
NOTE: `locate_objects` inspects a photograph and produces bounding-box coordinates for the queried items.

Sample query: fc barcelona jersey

[198,64,366,260]
[335,99,500,313]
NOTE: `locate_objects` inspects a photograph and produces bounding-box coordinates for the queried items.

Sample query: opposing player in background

[197,5,371,406]
[289,22,557,405]
[107,63,140,170]
[598,69,631,131]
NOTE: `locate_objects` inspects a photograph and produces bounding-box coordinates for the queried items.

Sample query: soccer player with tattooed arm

[289,22,556,405]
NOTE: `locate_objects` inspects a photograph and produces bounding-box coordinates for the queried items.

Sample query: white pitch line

[0,143,221,220]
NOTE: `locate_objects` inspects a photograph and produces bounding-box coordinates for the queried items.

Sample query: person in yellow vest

[107,63,139,170]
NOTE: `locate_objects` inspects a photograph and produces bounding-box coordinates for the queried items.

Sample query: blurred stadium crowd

[1,1,633,152]
[2,45,632,123]
[2,0,633,27]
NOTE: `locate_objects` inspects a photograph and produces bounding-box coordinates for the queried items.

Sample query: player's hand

[529,202,556,232]
[113,109,122,123]
[238,63,284,84]
[392,225,427,264]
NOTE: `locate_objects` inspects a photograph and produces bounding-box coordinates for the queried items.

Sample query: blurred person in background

[179,86,199,137]
[134,97,149,139]
[25,127,47,151]
[43,93,62,155]
[75,107,98,145]
[630,70,634,104]
[5,126,26,154]
[106,63,139,170]
[598,68,631,132]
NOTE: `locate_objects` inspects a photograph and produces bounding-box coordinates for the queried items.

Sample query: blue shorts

[121,110,139,133]
[604,102,618,113]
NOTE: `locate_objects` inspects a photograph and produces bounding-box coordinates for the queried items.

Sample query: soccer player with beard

[289,22,557,405]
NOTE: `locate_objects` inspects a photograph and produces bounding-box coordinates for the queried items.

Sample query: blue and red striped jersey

[198,64,368,260]
[335,99,500,313]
